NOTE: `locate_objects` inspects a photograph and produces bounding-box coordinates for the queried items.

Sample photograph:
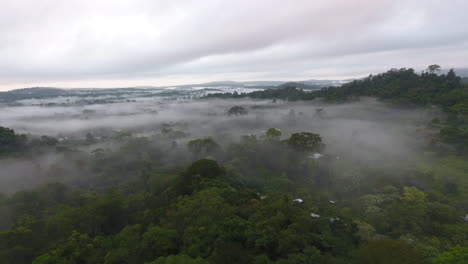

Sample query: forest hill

[207,67,468,154]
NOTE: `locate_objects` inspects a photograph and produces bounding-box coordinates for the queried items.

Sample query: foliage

[427,64,441,74]
[150,254,209,264]
[0,126,26,155]
[264,128,282,141]
[1,66,468,263]
[187,137,220,156]
[286,132,323,152]
[433,246,468,264]
[207,86,315,101]
[227,106,248,116]
[355,239,424,264]
[207,67,468,154]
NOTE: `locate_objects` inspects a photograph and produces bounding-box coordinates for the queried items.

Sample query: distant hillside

[301,79,351,87]
[0,87,69,102]
[206,68,465,106]
[205,68,468,153]
[278,82,322,90]
[6,87,66,95]
[1,78,349,102]
[172,79,348,89]
[241,81,286,86]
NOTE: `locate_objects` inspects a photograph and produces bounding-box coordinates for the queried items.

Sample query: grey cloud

[0,0,467,89]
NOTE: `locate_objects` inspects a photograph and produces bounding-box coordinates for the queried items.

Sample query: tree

[149,254,208,264]
[401,187,427,203]
[142,225,178,259]
[0,215,51,264]
[282,246,323,264]
[264,128,282,141]
[285,132,323,152]
[104,225,144,264]
[187,137,220,156]
[433,246,468,264]
[227,106,248,116]
[353,220,378,242]
[46,190,126,238]
[355,239,424,264]
[0,126,26,155]
[170,186,236,257]
[427,64,441,74]
[175,159,226,195]
[32,231,99,264]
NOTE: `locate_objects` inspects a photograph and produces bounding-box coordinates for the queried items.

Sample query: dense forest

[1,67,468,264]
[207,67,468,155]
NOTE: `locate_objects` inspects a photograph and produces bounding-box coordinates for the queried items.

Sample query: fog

[0,92,442,193]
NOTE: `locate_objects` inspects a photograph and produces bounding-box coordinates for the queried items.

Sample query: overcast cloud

[1,0,467,90]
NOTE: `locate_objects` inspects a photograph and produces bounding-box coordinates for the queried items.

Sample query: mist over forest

[1,66,468,264]
[2,0,468,262]
[0,79,440,193]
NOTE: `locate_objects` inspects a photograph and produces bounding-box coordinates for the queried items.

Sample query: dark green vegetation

[206,86,316,101]
[1,67,468,263]
[208,67,468,155]
[0,127,27,155]
[227,106,248,116]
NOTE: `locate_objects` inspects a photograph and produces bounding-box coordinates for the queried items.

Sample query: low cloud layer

[1,0,467,90]
[0,94,439,192]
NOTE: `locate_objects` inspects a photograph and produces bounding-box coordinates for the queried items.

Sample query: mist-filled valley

[3,0,468,262]
[1,68,468,264]
[0,91,438,193]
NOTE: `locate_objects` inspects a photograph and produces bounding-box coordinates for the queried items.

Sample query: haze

[0,90,438,193]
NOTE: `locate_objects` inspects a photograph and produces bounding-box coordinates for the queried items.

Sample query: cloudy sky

[1,0,467,90]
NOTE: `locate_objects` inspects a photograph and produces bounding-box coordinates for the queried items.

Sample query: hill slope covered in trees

[207,67,468,154]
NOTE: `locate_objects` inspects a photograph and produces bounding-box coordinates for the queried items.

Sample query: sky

[1,0,468,91]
